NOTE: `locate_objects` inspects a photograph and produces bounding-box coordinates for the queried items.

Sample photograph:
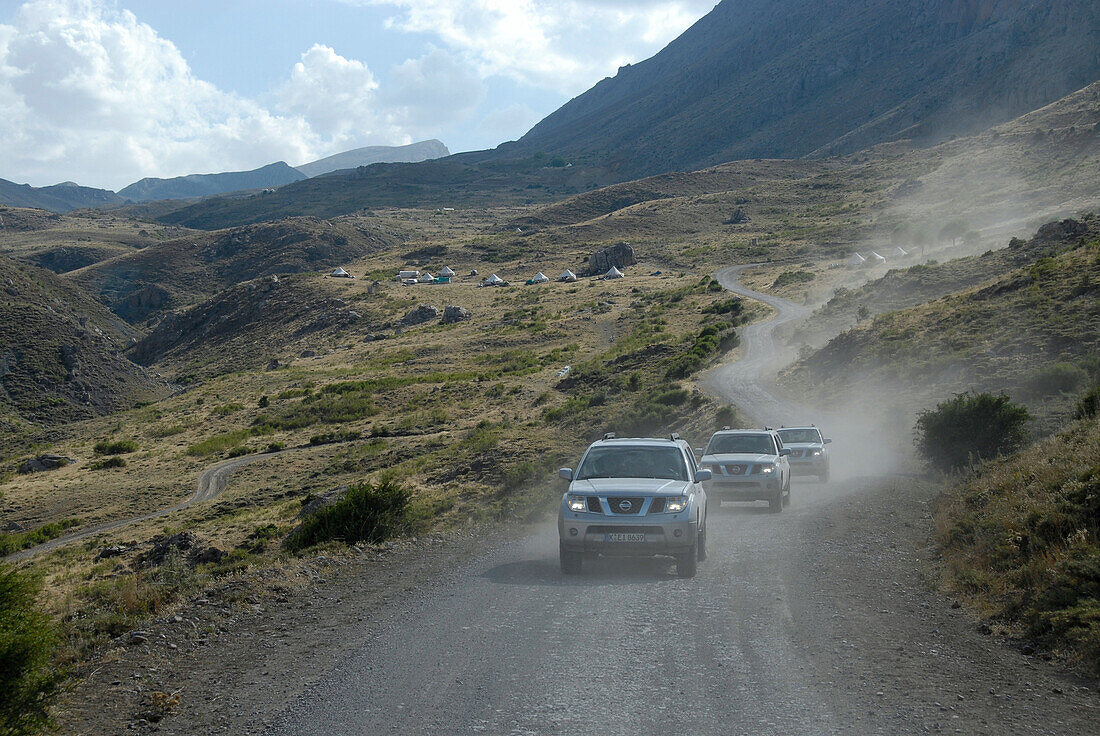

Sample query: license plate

[606,533,646,542]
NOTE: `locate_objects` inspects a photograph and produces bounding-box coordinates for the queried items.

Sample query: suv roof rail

[764,426,773,431]
[603,432,616,440]
[721,425,731,431]
[670,432,680,441]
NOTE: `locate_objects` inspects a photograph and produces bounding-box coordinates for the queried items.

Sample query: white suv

[699,428,791,512]
[557,434,709,577]
[776,426,832,482]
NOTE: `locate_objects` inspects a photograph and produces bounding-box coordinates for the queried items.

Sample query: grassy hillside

[791,217,1099,346]
[781,218,1100,433]
[71,217,401,324]
[0,256,165,446]
[935,417,1100,674]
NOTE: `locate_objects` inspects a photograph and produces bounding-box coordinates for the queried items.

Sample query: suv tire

[697,524,707,562]
[560,542,582,575]
[676,541,698,577]
[768,492,783,513]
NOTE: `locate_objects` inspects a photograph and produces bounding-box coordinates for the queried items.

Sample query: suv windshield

[777,428,822,444]
[576,446,688,481]
[706,433,776,455]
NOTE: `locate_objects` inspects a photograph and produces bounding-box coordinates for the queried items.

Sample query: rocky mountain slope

[129,275,377,378]
[296,140,450,178]
[118,162,307,203]
[0,256,164,429]
[71,218,401,324]
[514,0,1100,179]
[0,178,125,213]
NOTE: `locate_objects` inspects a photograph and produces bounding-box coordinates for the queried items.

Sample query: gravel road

[253,269,1098,735]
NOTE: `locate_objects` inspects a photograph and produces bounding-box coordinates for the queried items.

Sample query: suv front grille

[648,497,666,514]
[723,463,749,475]
[607,497,644,514]
[587,496,603,513]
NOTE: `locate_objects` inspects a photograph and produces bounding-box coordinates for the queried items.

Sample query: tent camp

[604,266,624,279]
[866,251,887,266]
[419,272,435,283]
[891,246,908,258]
[558,269,577,282]
[527,272,549,285]
[439,266,456,278]
[481,273,505,287]
[329,267,353,278]
[846,253,866,268]
[397,269,420,281]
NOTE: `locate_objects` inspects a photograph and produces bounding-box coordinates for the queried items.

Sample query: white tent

[439,266,456,278]
[419,272,435,283]
[329,267,353,278]
[891,246,908,258]
[484,273,504,286]
[604,266,624,279]
[531,272,550,283]
[867,251,887,265]
[559,269,577,282]
[846,253,866,268]
[397,269,420,281]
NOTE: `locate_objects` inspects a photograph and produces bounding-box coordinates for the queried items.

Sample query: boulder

[441,306,471,324]
[400,304,440,326]
[140,532,198,567]
[588,242,636,275]
[18,454,75,474]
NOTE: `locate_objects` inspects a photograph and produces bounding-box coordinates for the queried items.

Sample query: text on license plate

[606,533,646,542]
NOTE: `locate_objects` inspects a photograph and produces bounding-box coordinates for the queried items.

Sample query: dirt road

[4,450,298,563]
[62,269,1099,734]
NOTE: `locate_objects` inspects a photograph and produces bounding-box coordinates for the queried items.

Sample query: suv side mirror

[780,448,792,456]
[695,469,712,482]
[823,438,833,444]
[694,447,703,456]
[559,468,574,481]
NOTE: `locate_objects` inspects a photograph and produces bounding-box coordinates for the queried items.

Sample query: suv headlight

[567,495,587,512]
[760,464,775,474]
[666,496,688,513]
[811,449,823,457]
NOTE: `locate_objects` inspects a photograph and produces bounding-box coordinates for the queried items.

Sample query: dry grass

[935,417,1100,673]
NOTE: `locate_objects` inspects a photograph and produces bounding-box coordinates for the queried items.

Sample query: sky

[0,0,716,190]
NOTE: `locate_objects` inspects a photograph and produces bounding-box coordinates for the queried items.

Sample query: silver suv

[699,428,791,512]
[558,434,709,577]
[776,426,832,482]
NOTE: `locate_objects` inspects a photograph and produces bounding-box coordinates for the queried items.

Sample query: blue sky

[0,0,715,189]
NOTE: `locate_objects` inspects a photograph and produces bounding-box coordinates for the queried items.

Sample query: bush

[772,270,815,288]
[1025,362,1088,397]
[0,565,63,735]
[915,392,1030,472]
[287,479,411,551]
[93,439,137,455]
[0,519,80,556]
[716,405,739,428]
[1076,385,1100,420]
[89,456,127,470]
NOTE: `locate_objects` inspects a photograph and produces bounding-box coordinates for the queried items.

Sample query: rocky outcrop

[18,454,75,473]
[401,305,441,326]
[441,306,471,324]
[588,243,636,275]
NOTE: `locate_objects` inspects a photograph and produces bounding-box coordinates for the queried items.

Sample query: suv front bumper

[704,476,781,501]
[558,514,698,557]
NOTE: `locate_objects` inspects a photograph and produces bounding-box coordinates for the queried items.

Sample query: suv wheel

[768,492,783,513]
[819,468,830,483]
[696,524,707,562]
[676,541,698,577]
[560,542,582,575]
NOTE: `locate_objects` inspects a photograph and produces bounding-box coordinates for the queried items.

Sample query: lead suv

[776,426,832,482]
[699,428,791,512]
[558,434,709,577]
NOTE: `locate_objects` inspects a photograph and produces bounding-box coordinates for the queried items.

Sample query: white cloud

[354,0,715,93]
[0,1,487,189]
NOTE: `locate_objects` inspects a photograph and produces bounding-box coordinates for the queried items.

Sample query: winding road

[249,269,1097,736]
[4,450,298,563]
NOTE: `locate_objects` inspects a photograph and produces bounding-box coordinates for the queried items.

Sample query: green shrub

[0,564,63,736]
[1076,385,1100,420]
[310,430,362,446]
[1025,362,1088,397]
[716,405,740,428]
[93,439,137,455]
[0,519,80,556]
[915,392,1030,472]
[287,479,412,551]
[211,403,244,416]
[89,456,127,470]
[772,270,815,288]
